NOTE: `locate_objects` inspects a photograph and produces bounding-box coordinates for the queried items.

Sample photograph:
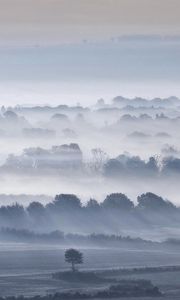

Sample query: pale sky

[0,0,180,106]
[0,0,180,46]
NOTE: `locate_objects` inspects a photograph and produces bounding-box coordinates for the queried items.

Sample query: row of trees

[0,192,176,221]
[30,192,175,213]
[4,146,180,178]
[0,192,177,231]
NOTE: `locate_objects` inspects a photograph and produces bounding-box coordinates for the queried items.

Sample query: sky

[0,0,180,106]
[0,0,180,45]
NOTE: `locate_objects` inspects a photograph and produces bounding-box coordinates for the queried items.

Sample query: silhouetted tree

[47,194,82,213]
[51,113,69,122]
[146,157,158,174]
[104,155,159,178]
[162,157,180,175]
[86,198,100,210]
[104,158,124,176]
[4,110,18,121]
[91,148,108,173]
[27,202,45,219]
[0,203,26,227]
[137,192,175,211]
[65,248,83,272]
[102,193,134,210]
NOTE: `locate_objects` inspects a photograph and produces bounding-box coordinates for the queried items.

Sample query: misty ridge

[0,192,180,241]
[2,3,180,298]
[2,143,180,180]
[1,95,180,201]
[1,96,180,298]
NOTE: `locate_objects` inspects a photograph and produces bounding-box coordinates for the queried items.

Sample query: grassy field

[0,244,180,298]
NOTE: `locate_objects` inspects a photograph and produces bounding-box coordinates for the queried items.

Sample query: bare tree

[91,148,108,173]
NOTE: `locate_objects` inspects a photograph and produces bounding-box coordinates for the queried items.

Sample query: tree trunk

[72,261,76,272]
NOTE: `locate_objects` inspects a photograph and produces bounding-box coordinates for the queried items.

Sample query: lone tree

[65,248,83,272]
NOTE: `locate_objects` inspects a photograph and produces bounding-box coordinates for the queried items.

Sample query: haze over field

[0,1,180,299]
[0,97,180,205]
[0,36,180,106]
[0,0,180,106]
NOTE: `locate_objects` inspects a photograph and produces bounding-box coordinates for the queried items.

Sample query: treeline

[0,192,179,234]
[104,154,180,178]
[0,228,153,247]
[0,279,161,299]
[4,145,180,179]
[2,227,180,249]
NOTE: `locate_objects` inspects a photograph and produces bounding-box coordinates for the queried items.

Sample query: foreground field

[0,243,179,298]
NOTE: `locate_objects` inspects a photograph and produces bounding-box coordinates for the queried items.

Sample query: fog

[0,95,180,299]
[0,97,179,204]
[0,36,180,108]
[1,3,180,298]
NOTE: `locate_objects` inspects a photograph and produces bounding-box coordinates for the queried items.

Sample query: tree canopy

[65,248,83,272]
